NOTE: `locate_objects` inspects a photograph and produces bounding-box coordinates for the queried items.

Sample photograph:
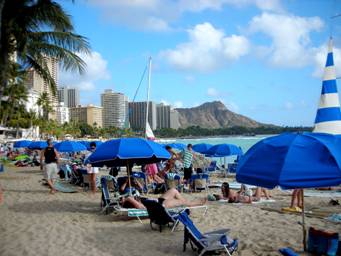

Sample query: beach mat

[54,181,78,193]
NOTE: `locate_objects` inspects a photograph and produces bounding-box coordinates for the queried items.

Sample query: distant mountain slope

[175,101,265,129]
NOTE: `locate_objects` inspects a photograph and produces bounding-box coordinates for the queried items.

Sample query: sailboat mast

[145,57,152,138]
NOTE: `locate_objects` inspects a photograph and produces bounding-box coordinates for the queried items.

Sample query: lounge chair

[190,174,209,193]
[178,211,238,256]
[100,175,120,214]
[278,248,299,256]
[143,199,187,232]
[165,173,182,192]
[205,160,219,172]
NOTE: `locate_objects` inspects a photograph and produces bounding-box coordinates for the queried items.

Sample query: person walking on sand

[85,142,99,195]
[180,144,194,186]
[40,138,60,194]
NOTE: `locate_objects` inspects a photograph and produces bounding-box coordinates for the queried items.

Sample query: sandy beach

[0,166,340,256]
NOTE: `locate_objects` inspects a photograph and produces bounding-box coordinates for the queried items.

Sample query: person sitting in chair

[119,176,146,209]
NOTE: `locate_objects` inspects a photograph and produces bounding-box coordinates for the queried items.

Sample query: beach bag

[307,227,339,256]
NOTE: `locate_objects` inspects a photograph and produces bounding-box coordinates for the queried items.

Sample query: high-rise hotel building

[129,101,157,131]
[57,86,80,108]
[24,56,59,120]
[101,89,129,129]
[69,104,103,127]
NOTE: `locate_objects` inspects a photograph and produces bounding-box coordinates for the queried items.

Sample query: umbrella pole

[127,164,132,197]
[301,189,307,251]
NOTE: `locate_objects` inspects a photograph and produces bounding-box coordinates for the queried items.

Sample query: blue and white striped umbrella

[313,38,341,134]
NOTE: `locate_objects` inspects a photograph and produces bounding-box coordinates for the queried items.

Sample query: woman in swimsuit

[158,188,206,208]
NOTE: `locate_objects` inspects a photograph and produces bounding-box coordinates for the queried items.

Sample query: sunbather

[158,188,206,208]
[214,182,253,203]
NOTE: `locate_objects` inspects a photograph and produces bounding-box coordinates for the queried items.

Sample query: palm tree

[0,0,90,107]
[0,63,28,125]
[37,92,53,119]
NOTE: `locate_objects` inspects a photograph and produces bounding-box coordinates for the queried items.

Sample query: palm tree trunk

[0,0,10,111]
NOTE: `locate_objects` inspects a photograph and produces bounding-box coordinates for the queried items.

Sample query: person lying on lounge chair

[158,188,206,208]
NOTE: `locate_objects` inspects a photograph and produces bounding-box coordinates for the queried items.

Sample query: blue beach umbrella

[192,143,213,154]
[54,141,87,153]
[236,132,341,189]
[236,132,341,250]
[205,143,243,157]
[164,143,186,151]
[14,140,31,148]
[86,137,171,167]
[28,141,48,150]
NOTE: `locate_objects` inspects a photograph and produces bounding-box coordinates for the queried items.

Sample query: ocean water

[160,135,270,153]
[159,135,272,163]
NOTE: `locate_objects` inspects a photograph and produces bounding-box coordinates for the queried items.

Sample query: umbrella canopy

[28,141,48,150]
[236,132,341,189]
[205,143,242,157]
[164,143,186,151]
[192,143,212,154]
[86,137,171,167]
[85,141,103,150]
[13,140,31,148]
[54,141,87,153]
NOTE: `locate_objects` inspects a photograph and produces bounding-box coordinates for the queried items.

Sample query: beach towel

[326,213,341,223]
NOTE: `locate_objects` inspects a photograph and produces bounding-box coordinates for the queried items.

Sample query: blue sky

[59,0,341,126]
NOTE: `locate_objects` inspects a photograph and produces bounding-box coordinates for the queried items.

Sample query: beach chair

[227,163,237,173]
[100,176,120,214]
[190,174,209,193]
[165,173,182,191]
[143,199,188,232]
[278,248,299,256]
[205,160,219,172]
[178,211,238,256]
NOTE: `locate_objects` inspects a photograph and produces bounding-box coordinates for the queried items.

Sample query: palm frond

[24,55,56,95]
[24,0,74,32]
[28,31,90,54]
[26,42,86,73]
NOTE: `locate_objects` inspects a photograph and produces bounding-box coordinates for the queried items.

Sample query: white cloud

[160,22,250,72]
[207,87,219,97]
[312,43,341,78]
[173,101,184,108]
[248,12,324,68]
[160,99,170,105]
[87,0,283,31]
[226,101,239,112]
[59,51,110,91]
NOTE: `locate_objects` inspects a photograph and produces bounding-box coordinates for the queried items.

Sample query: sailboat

[145,57,156,140]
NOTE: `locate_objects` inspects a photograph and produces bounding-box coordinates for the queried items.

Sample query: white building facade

[55,102,69,124]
